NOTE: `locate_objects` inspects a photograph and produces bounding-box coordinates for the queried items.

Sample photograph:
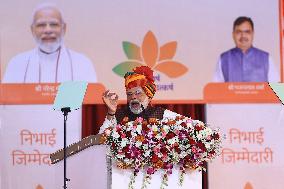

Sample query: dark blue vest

[220,47,269,82]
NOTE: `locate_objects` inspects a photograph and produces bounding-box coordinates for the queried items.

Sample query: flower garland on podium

[102,116,222,189]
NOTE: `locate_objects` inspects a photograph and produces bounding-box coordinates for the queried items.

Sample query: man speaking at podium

[99,66,178,133]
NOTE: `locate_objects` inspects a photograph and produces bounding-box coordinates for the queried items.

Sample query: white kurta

[99,109,179,134]
[3,45,97,83]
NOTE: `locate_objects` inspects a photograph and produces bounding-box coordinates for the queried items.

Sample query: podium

[50,135,202,189]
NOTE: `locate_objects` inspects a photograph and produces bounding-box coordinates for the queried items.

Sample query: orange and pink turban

[124,66,156,98]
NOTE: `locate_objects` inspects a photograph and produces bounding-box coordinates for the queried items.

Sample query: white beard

[129,98,149,114]
[35,35,63,53]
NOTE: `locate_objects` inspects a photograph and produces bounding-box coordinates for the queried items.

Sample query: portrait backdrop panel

[0,0,281,99]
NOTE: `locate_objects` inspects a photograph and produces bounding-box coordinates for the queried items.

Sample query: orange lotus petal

[141,31,158,68]
[244,182,253,189]
[154,61,188,78]
[36,185,44,189]
[158,41,177,61]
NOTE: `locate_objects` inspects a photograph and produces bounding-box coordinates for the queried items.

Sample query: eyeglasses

[126,89,145,98]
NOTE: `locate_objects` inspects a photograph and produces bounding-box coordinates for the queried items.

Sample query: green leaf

[123,41,142,61]
[112,61,144,77]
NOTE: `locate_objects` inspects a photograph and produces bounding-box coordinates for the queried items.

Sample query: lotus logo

[113,31,188,78]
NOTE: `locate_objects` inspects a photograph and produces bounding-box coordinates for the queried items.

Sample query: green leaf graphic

[269,83,284,105]
[112,61,144,77]
[123,42,142,61]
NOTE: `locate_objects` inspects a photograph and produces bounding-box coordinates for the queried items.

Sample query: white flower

[171,151,180,162]
[144,150,150,157]
[124,159,132,164]
[158,152,163,158]
[163,125,170,133]
[168,136,178,145]
[131,131,137,137]
[116,154,125,159]
[126,123,133,131]
[196,133,204,140]
[136,124,142,134]
[180,151,187,158]
[135,141,142,147]
[194,120,203,125]
[143,144,148,150]
[204,127,213,135]
[155,134,162,140]
[112,131,120,139]
[152,125,158,132]
[205,143,211,149]
[121,138,128,147]
[178,125,184,130]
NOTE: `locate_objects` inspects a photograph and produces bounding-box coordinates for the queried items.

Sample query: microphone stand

[61,107,71,189]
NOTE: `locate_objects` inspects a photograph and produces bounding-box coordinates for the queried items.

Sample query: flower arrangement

[102,116,222,189]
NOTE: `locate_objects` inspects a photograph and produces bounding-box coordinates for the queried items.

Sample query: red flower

[188,138,196,145]
[123,145,131,159]
[197,142,206,152]
[160,147,168,155]
[122,145,130,152]
[195,125,203,131]
[142,140,148,144]
[126,131,132,138]
[115,126,122,133]
[151,154,159,163]
[180,122,187,127]
[166,132,175,140]
[212,133,220,140]
[111,143,116,149]
[184,155,190,162]
[142,124,150,133]
[121,133,126,138]
[125,152,131,159]
[174,145,181,153]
